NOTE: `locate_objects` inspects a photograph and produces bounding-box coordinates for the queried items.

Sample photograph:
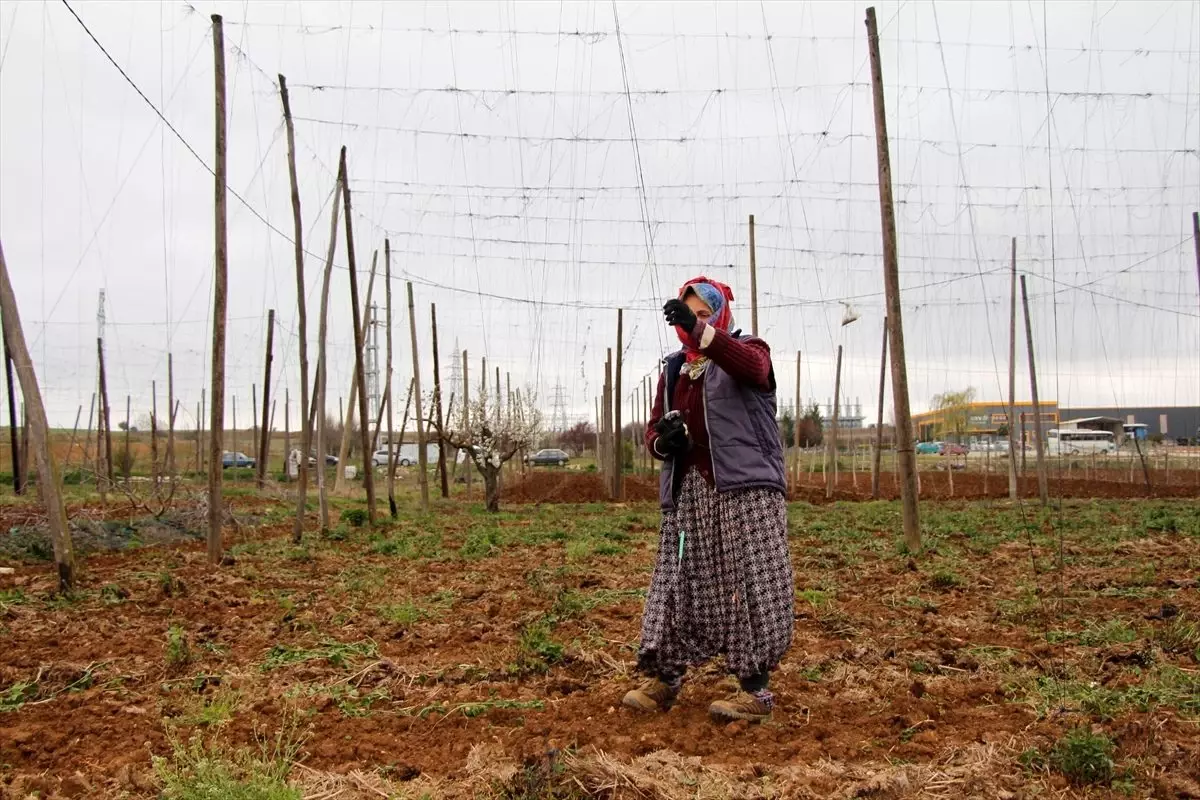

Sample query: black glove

[653,413,690,456]
[663,299,697,332]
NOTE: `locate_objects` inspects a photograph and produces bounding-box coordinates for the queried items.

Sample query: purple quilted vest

[658,344,787,510]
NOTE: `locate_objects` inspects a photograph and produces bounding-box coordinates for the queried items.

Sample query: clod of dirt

[723,720,750,736]
[909,680,926,699]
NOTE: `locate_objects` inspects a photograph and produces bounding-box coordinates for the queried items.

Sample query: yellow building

[910,401,1059,441]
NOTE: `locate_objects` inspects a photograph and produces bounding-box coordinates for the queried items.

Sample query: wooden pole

[97,338,114,494]
[65,405,82,472]
[313,175,341,534]
[232,395,238,464]
[151,381,159,488]
[385,239,397,517]
[0,241,75,589]
[462,350,471,501]
[207,12,229,564]
[122,395,131,485]
[430,304,449,498]
[866,6,920,552]
[1019,275,1049,506]
[749,214,759,336]
[1007,237,1019,500]
[872,318,888,499]
[406,282,429,511]
[335,249,378,491]
[83,392,95,479]
[4,331,21,494]
[1192,211,1199,316]
[278,74,312,537]
[167,354,175,480]
[603,350,612,491]
[256,309,275,488]
[614,309,624,500]
[251,384,258,468]
[339,148,377,523]
[826,346,842,499]
[199,388,205,473]
[283,387,290,480]
[793,352,802,491]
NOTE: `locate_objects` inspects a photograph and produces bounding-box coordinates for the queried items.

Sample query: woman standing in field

[623,276,793,724]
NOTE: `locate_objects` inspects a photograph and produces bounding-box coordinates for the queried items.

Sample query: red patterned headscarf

[676,276,734,361]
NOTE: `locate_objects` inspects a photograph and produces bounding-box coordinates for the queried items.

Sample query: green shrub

[339,508,368,528]
[1048,728,1116,786]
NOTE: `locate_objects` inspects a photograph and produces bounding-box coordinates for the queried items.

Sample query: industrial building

[910,401,1199,445]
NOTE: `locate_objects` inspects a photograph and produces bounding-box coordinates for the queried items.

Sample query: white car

[372,443,440,468]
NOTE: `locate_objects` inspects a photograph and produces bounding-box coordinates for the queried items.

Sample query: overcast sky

[1,0,1197,431]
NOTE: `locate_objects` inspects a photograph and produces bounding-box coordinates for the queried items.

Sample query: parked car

[940,443,969,456]
[222,451,255,468]
[915,441,942,455]
[307,452,338,467]
[372,443,440,468]
[525,448,570,467]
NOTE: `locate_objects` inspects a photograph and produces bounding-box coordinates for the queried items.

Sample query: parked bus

[1046,429,1116,455]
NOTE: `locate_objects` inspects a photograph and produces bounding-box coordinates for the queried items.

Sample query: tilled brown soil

[1,497,1198,799]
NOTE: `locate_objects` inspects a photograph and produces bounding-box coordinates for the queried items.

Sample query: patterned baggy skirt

[636,468,794,681]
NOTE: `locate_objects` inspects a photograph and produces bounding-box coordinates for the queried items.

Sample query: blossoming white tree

[434,389,541,512]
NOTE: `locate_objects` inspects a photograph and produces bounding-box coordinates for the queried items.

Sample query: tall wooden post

[0,241,75,589]
[872,318,888,499]
[167,354,175,480]
[65,405,82,471]
[257,309,275,488]
[793,352,802,490]
[1192,211,1199,316]
[826,346,843,499]
[151,381,159,488]
[283,387,290,479]
[335,250,378,491]
[199,388,205,473]
[385,239,398,517]
[748,214,759,336]
[1020,275,1049,506]
[232,395,238,463]
[207,12,229,564]
[251,384,258,467]
[339,148,377,523]
[614,309,624,499]
[603,350,612,491]
[462,350,471,500]
[1007,237,1019,500]
[4,330,21,494]
[98,338,114,492]
[83,392,95,477]
[123,396,131,485]
[866,6,920,552]
[407,282,429,511]
[313,174,341,533]
[279,74,312,538]
[430,304,449,498]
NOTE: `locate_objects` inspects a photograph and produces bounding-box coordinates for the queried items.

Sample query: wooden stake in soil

[151,381,159,488]
[0,240,76,589]
[66,405,82,472]
[872,318,888,499]
[257,309,275,489]
[614,309,624,500]
[462,350,471,501]
[749,214,759,336]
[335,249,378,492]
[83,392,95,480]
[123,396,132,485]
[384,239,397,517]
[1007,237,1019,500]
[167,354,175,480]
[793,352,802,491]
[207,12,230,565]
[313,174,341,534]
[251,384,258,469]
[3,329,22,494]
[865,6,920,551]
[339,148,377,523]
[406,281,429,511]
[1019,275,1049,506]
[826,345,842,500]
[199,389,205,473]
[283,387,290,481]
[278,74,312,537]
[430,303,449,498]
[97,338,114,494]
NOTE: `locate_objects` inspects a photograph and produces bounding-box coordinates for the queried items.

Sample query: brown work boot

[709,691,772,723]
[622,679,679,712]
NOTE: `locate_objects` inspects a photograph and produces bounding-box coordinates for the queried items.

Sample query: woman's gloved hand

[663,299,697,332]
[653,413,690,456]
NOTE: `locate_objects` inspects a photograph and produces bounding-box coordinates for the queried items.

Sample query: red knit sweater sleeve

[688,322,772,390]
[645,372,667,460]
